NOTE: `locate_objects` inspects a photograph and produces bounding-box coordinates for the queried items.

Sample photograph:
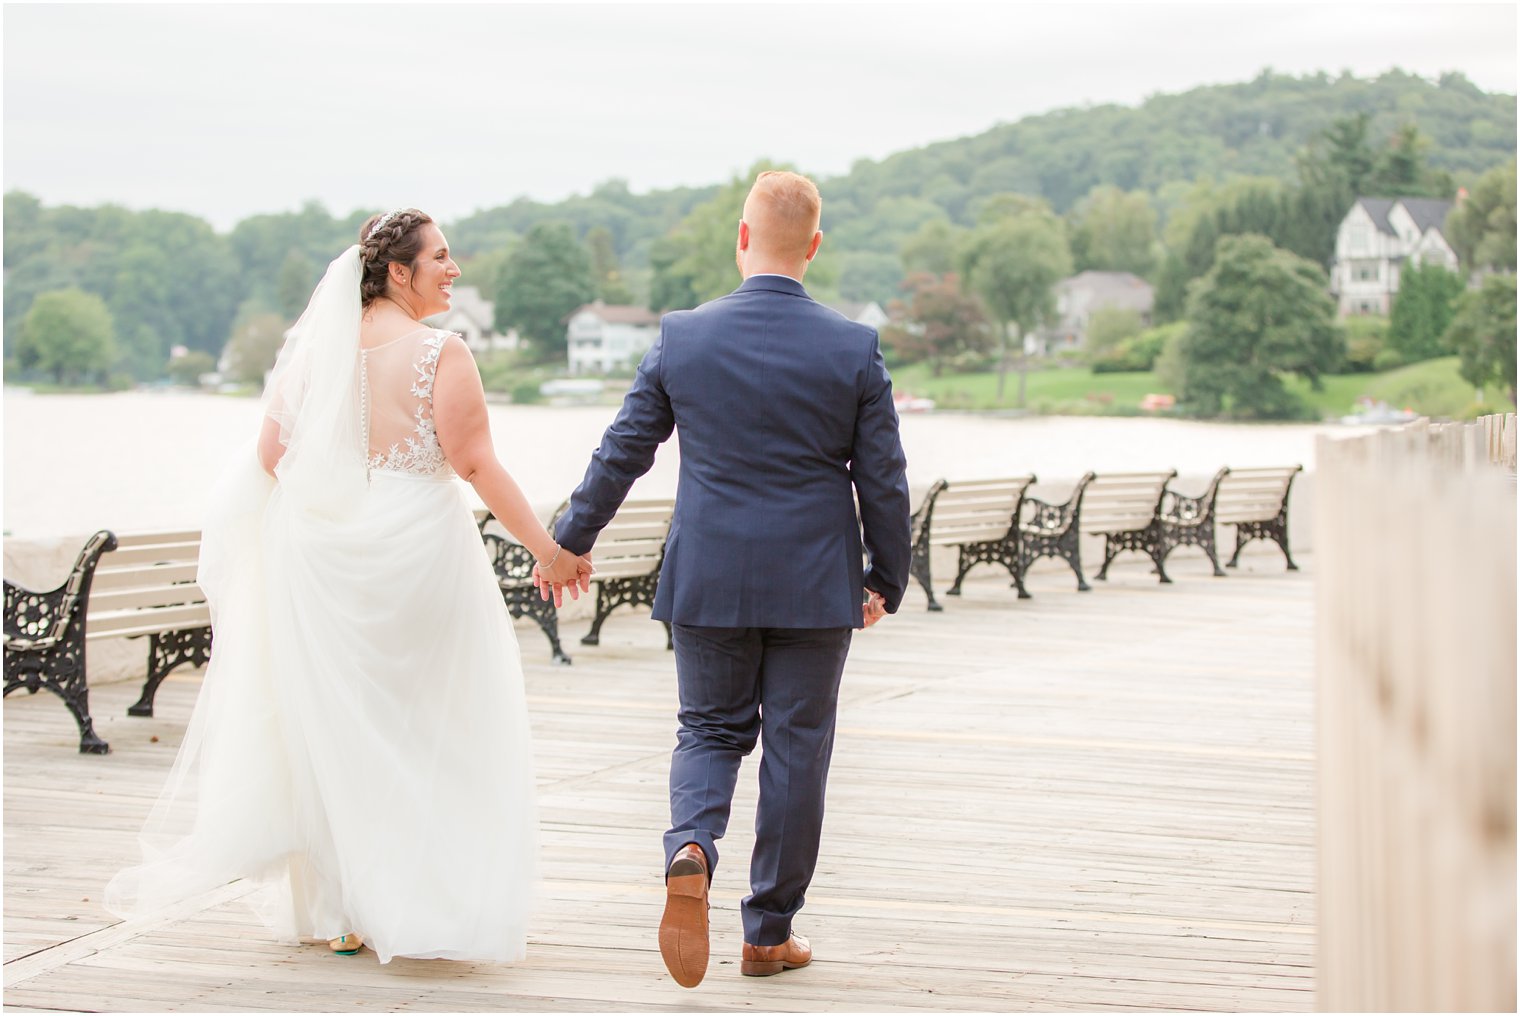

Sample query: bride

[105,208,590,963]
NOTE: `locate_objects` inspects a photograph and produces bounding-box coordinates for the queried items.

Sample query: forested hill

[450,69,1515,257]
[4,69,1515,383]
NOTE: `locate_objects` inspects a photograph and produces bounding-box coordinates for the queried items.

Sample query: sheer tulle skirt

[105,452,538,964]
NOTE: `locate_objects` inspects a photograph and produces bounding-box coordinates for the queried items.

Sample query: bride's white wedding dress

[105,323,538,964]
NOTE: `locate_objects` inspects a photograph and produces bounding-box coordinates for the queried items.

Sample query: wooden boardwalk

[4,551,1314,1012]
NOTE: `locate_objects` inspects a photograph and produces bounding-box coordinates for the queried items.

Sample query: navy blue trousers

[664,623,852,946]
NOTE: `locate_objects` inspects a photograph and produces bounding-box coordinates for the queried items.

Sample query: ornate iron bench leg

[582,584,615,646]
[542,615,572,664]
[1200,527,1226,576]
[528,603,571,665]
[1096,536,1120,581]
[663,622,674,651]
[1275,525,1299,571]
[1010,544,1031,600]
[910,541,942,611]
[130,627,213,717]
[6,658,110,754]
[1226,526,1246,568]
[67,687,110,754]
[1149,545,1173,584]
[1061,531,1091,592]
[946,547,974,597]
[502,587,571,665]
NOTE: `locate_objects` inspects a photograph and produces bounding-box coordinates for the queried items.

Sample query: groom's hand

[862,590,888,629]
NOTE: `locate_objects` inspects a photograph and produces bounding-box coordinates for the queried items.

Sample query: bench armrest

[1161,489,1208,522]
[1021,495,1076,532]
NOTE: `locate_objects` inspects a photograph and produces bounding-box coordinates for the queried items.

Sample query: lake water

[3,389,1376,540]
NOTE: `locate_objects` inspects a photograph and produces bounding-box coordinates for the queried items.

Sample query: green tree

[880,272,990,375]
[1388,261,1466,363]
[166,349,216,386]
[900,219,965,276]
[16,289,117,385]
[1341,314,1391,373]
[1368,123,1454,199]
[838,251,902,305]
[649,164,779,311]
[1085,307,1145,358]
[1178,235,1344,418]
[959,200,1073,406]
[494,222,596,360]
[276,251,320,319]
[1068,185,1158,277]
[1443,274,1517,406]
[1446,159,1517,272]
[585,225,635,304]
[224,309,289,385]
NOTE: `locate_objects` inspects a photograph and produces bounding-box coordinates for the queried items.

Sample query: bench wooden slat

[92,562,201,590]
[111,530,201,549]
[88,585,206,614]
[97,542,201,567]
[87,602,211,638]
[596,522,672,542]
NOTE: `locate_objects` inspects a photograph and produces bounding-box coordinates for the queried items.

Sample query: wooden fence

[1315,414,1516,1011]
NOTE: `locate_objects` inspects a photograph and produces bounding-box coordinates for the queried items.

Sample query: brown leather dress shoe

[741,932,812,976]
[659,843,709,988]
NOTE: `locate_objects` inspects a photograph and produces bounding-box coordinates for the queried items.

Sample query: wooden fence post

[1315,415,1516,1011]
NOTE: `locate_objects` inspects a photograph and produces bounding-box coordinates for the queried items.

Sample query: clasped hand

[532,551,594,607]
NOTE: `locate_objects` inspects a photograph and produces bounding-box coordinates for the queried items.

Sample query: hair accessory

[366,208,404,240]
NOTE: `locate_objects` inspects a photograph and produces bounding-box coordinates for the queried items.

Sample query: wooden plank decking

[4,550,1314,1012]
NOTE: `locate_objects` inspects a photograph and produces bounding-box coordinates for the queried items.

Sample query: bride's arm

[432,335,589,592]
[257,415,284,477]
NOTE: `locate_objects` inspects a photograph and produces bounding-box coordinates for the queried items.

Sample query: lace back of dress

[362,329,452,477]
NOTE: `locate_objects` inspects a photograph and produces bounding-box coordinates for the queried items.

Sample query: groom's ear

[737,219,751,251]
[804,230,822,262]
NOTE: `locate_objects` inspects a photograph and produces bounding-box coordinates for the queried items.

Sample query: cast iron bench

[908,476,1037,610]
[550,497,676,648]
[1156,467,1231,577]
[1217,465,1303,570]
[476,510,572,665]
[1016,472,1097,593]
[4,529,212,754]
[1081,470,1181,584]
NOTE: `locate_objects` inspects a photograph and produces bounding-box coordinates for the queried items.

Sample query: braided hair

[358,208,434,307]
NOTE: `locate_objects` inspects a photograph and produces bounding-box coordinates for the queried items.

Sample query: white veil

[263,244,368,520]
[105,244,370,931]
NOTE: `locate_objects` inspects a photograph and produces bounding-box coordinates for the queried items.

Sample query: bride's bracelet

[538,544,562,572]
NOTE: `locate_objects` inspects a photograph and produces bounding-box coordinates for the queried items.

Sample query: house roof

[1355,198,1397,235]
[1058,271,1154,300]
[425,284,495,331]
[1399,197,1454,234]
[570,300,660,325]
[1354,196,1453,237]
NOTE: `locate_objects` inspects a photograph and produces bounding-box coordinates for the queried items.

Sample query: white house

[424,285,517,354]
[823,300,891,330]
[566,301,662,375]
[1036,271,1154,355]
[1330,197,1458,316]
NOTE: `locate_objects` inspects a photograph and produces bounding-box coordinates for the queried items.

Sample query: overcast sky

[4,2,1515,231]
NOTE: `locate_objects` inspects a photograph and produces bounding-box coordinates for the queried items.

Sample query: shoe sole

[741,956,811,977]
[659,859,709,988]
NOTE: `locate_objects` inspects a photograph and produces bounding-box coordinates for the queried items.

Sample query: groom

[552,170,911,988]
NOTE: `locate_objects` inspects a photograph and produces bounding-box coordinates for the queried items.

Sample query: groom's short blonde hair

[744,171,822,259]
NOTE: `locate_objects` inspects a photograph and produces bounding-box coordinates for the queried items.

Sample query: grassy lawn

[890,357,1510,420]
[891,362,1164,414]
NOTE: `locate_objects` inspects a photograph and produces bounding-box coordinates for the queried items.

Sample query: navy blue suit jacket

[555,274,911,629]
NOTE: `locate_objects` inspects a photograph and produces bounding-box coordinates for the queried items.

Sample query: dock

[4,551,1314,1011]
